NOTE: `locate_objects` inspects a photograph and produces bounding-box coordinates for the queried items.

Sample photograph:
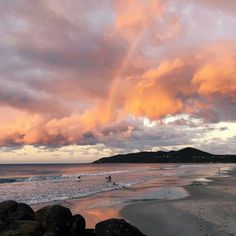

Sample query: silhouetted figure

[105,175,112,182]
[77,176,81,181]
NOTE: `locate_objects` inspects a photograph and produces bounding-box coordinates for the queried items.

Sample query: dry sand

[120,169,236,236]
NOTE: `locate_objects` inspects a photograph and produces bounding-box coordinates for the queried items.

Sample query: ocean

[0,163,233,205]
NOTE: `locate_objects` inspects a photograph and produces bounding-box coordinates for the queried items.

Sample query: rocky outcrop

[9,203,35,221]
[0,219,6,230]
[96,218,146,236]
[1,220,42,236]
[69,214,86,236]
[0,200,145,236]
[0,201,34,222]
[0,200,18,221]
[35,205,72,236]
[43,232,58,236]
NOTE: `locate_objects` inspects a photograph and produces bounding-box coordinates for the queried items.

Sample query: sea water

[0,163,233,205]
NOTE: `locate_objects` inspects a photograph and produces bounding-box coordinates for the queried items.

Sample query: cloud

[124,40,236,122]
[113,0,167,40]
[125,59,185,119]
[192,42,236,98]
[198,0,236,15]
[0,0,235,159]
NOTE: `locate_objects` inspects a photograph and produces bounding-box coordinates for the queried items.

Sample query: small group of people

[76,174,116,185]
[105,175,116,185]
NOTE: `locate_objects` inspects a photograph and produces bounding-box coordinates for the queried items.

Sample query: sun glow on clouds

[143,118,156,128]
[0,0,236,162]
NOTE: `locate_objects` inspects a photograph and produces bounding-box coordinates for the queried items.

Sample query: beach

[30,164,236,235]
[1,1,236,235]
[121,168,236,236]
[1,163,235,235]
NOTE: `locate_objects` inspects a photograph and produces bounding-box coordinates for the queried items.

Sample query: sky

[0,0,236,163]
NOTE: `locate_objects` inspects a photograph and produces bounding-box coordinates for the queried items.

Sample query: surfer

[77,175,81,181]
[105,175,112,182]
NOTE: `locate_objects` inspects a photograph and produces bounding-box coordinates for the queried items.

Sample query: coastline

[2,164,235,235]
[31,165,192,227]
[120,168,236,236]
[30,164,236,232]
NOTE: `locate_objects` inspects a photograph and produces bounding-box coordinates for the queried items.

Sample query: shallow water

[0,163,233,204]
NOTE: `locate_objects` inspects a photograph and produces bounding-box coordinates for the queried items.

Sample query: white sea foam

[0,163,234,205]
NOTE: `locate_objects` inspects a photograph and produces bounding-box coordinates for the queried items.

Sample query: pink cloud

[0,0,235,149]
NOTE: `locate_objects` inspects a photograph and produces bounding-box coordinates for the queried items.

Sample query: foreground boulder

[96,218,146,236]
[0,201,34,222]
[85,228,96,236]
[1,220,42,236]
[0,201,17,221]
[0,201,146,236]
[0,219,6,230]
[9,203,35,221]
[35,205,73,236]
[43,232,58,236]
[69,214,86,236]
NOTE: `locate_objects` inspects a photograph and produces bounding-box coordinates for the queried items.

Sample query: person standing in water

[105,175,112,182]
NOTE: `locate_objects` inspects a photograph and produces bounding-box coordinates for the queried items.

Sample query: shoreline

[2,164,235,235]
[30,164,235,230]
[120,168,236,236]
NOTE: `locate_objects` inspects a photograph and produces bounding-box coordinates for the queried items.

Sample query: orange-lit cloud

[125,59,185,119]
[113,0,166,40]
[0,0,236,158]
[193,42,236,98]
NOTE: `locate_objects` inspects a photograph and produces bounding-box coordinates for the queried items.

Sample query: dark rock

[0,219,6,230]
[35,205,73,236]
[69,214,86,236]
[0,201,34,222]
[0,200,17,221]
[96,218,146,236]
[8,203,35,221]
[43,232,58,236]
[84,228,96,236]
[1,220,42,236]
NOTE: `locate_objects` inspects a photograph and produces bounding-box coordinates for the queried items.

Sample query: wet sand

[120,169,236,236]
[32,176,190,228]
[31,165,236,233]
